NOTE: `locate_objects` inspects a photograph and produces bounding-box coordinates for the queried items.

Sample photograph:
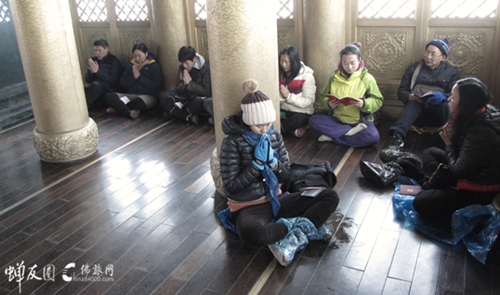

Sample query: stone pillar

[152,0,189,91]
[10,0,98,163]
[303,0,346,101]
[206,0,279,196]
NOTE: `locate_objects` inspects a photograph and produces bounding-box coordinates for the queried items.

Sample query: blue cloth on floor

[392,176,500,264]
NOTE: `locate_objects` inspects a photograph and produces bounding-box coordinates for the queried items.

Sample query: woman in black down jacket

[219,79,339,266]
[413,77,500,219]
[105,42,163,119]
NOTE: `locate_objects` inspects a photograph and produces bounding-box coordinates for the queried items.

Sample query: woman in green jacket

[309,42,383,147]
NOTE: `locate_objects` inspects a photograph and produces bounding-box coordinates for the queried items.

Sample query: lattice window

[0,0,11,23]
[277,0,294,19]
[115,0,148,21]
[193,0,294,21]
[195,0,207,21]
[359,0,416,19]
[76,0,108,22]
[432,0,497,18]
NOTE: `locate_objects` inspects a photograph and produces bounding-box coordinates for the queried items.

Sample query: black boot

[394,157,424,181]
[360,161,404,187]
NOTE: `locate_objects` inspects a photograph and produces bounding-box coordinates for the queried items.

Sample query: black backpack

[281,161,337,193]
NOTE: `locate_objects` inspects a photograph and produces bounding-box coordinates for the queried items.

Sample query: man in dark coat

[84,39,122,108]
[388,38,460,149]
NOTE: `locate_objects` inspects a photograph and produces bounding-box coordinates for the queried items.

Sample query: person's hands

[253,135,269,170]
[88,59,99,74]
[408,93,422,102]
[328,99,341,109]
[280,85,290,99]
[349,97,364,108]
[425,92,447,108]
[132,66,141,79]
[439,122,452,146]
[266,137,278,168]
[183,69,192,85]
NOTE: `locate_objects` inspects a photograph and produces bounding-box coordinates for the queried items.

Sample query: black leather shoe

[360,161,404,187]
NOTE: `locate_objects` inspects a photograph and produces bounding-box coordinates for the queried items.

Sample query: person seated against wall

[309,42,383,147]
[159,46,212,124]
[412,78,500,221]
[278,45,316,138]
[387,38,460,150]
[219,78,339,266]
[104,42,163,119]
[84,39,122,109]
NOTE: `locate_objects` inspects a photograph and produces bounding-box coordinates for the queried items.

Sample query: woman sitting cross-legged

[278,45,316,138]
[105,42,163,119]
[309,42,383,147]
[218,79,339,267]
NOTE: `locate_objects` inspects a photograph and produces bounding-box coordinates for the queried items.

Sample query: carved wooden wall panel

[429,28,495,83]
[119,30,152,64]
[358,28,415,81]
[278,27,297,54]
[81,29,111,62]
[196,27,210,64]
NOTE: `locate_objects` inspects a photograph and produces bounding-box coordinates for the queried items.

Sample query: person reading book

[387,38,460,150]
[309,42,384,147]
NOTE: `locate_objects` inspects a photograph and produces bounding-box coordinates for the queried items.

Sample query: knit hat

[426,38,450,57]
[241,79,276,126]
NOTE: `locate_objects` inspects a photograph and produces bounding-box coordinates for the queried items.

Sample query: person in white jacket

[279,45,317,137]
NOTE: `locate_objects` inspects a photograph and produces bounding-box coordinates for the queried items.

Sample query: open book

[413,91,434,101]
[327,94,355,106]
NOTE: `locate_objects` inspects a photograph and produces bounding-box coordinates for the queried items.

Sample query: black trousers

[160,95,207,121]
[85,81,107,107]
[280,110,311,135]
[231,188,339,247]
[389,100,449,137]
[104,93,147,116]
[414,147,497,220]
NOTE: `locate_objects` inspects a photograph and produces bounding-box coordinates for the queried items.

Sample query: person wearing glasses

[387,38,460,150]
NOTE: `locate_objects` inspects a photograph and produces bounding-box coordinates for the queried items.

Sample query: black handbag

[422,163,457,189]
[281,161,337,193]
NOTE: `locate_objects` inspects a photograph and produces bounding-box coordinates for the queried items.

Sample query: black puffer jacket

[120,54,163,97]
[398,60,460,105]
[85,53,122,92]
[446,105,500,185]
[219,113,290,202]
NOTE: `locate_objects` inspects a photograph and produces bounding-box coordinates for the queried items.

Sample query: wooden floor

[0,107,499,295]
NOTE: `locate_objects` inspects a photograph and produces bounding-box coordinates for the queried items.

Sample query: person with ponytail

[413,77,500,220]
[278,45,316,137]
[309,42,384,147]
[218,79,339,266]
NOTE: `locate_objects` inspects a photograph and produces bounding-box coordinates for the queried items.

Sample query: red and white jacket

[279,62,316,115]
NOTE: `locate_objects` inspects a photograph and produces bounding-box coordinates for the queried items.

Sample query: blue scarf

[242,126,281,216]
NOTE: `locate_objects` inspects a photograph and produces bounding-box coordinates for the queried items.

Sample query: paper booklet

[300,187,325,197]
[400,185,422,196]
[327,94,356,106]
[413,91,434,100]
[119,96,131,104]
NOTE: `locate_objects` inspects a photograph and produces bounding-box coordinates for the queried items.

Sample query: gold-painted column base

[33,118,98,163]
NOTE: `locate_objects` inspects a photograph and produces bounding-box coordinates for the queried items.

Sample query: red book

[400,185,422,195]
[327,94,355,106]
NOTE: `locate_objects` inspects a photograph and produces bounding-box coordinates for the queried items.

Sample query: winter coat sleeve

[397,62,418,105]
[94,56,122,86]
[319,74,336,110]
[282,69,316,109]
[185,65,212,97]
[135,62,163,94]
[446,124,494,180]
[219,135,263,196]
[119,64,135,91]
[359,73,384,114]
